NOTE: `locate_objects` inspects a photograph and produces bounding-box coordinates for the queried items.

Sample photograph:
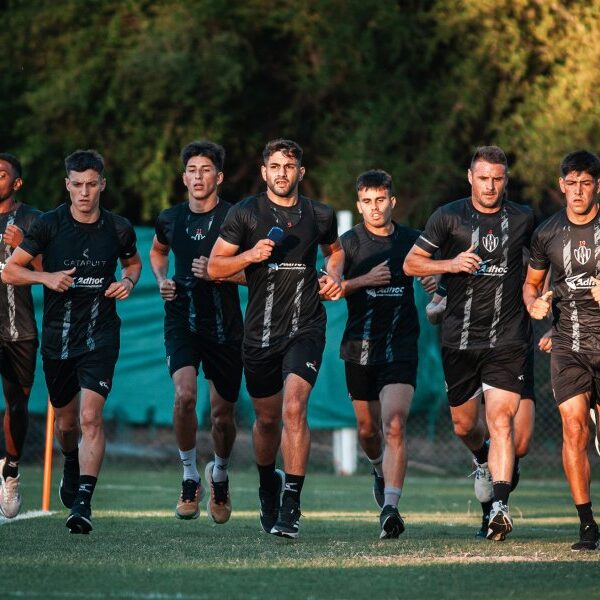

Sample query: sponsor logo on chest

[366,286,405,298]
[63,247,108,269]
[267,262,306,272]
[474,259,508,277]
[565,273,597,290]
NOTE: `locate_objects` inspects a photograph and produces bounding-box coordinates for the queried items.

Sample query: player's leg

[559,393,598,551]
[346,362,384,508]
[512,397,535,491]
[378,382,413,539]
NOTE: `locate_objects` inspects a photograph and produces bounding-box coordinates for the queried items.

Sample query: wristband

[123,276,135,287]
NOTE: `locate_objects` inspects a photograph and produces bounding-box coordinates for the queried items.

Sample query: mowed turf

[1,466,598,599]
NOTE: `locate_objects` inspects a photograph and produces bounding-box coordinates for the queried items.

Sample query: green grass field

[1,466,598,599]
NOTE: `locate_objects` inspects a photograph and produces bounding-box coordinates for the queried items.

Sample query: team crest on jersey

[481,230,498,253]
[574,242,591,265]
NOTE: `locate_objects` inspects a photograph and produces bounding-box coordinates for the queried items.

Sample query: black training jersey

[20,204,137,359]
[219,192,338,348]
[529,209,600,354]
[155,200,243,343]
[0,203,42,342]
[415,197,534,350]
[340,222,420,365]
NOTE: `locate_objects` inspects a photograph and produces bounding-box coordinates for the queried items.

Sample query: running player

[208,139,343,538]
[524,149,600,551]
[404,145,534,541]
[150,141,244,523]
[0,153,41,518]
[2,149,141,534]
[338,169,421,539]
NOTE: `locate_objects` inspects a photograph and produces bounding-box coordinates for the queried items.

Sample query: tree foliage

[2,0,600,225]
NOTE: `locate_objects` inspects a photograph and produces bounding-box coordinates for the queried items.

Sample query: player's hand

[449,244,481,274]
[319,274,342,301]
[246,239,275,263]
[105,278,133,300]
[591,277,600,304]
[363,260,391,287]
[43,267,76,292]
[425,296,447,325]
[159,278,177,301]
[419,275,438,294]
[538,327,552,353]
[2,224,24,248]
[191,256,212,280]
[528,290,553,320]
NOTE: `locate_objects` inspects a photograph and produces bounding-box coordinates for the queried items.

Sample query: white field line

[0,510,54,525]
[6,593,210,600]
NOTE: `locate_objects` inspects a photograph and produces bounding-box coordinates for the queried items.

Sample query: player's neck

[70,204,101,224]
[363,220,394,237]
[470,197,502,214]
[265,188,299,208]
[0,196,18,214]
[566,203,600,225]
[188,193,218,214]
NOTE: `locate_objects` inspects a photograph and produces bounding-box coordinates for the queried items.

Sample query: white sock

[368,452,384,478]
[384,486,402,508]
[212,454,229,483]
[179,448,199,482]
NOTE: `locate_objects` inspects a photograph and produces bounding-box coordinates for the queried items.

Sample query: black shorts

[442,344,528,408]
[165,330,242,403]
[345,360,418,402]
[243,332,326,398]
[551,351,600,406]
[43,346,119,408]
[521,343,535,403]
[0,338,38,388]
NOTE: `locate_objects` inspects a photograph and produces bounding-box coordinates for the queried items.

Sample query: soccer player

[2,149,141,534]
[208,139,343,538]
[338,169,422,539]
[150,141,244,523]
[0,153,41,518]
[524,149,600,551]
[404,145,534,541]
[426,275,538,538]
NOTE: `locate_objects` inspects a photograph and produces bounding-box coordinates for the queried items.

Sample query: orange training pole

[42,399,55,512]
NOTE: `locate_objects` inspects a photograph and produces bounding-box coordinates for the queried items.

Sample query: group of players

[0,140,598,552]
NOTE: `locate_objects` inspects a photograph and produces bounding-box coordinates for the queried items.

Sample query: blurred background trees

[3,0,600,225]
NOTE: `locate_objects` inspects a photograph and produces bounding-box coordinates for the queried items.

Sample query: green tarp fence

[1,227,445,432]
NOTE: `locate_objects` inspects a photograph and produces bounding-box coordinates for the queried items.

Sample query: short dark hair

[64,149,105,176]
[470,146,508,170]
[181,140,225,172]
[0,153,22,179]
[560,150,600,179]
[356,169,393,194]
[262,139,303,165]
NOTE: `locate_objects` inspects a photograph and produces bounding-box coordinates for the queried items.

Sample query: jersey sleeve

[219,202,250,247]
[19,213,53,257]
[316,204,338,246]
[115,217,138,259]
[528,225,549,271]
[154,211,170,246]
[414,208,448,254]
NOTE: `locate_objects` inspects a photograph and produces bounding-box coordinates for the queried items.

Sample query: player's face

[261,151,305,198]
[0,160,22,203]
[559,170,600,217]
[468,160,507,211]
[65,169,105,215]
[182,155,223,201]
[356,187,396,228]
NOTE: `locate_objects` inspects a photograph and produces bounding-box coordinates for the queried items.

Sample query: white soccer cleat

[471,459,493,503]
[0,458,22,519]
[486,500,513,541]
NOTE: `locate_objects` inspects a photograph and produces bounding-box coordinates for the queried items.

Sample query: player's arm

[207,236,274,280]
[319,239,343,300]
[523,265,552,319]
[403,244,480,277]
[105,252,142,300]
[342,260,391,297]
[2,247,75,291]
[149,235,177,301]
[191,255,247,285]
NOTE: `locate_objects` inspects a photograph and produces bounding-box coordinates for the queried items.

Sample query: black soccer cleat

[66,502,93,534]
[571,522,599,551]
[475,514,490,539]
[59,469,79,509]
[271,495,301,539]
[371,469,385,509]
[379,505,405,539]
[259,469,284,534]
